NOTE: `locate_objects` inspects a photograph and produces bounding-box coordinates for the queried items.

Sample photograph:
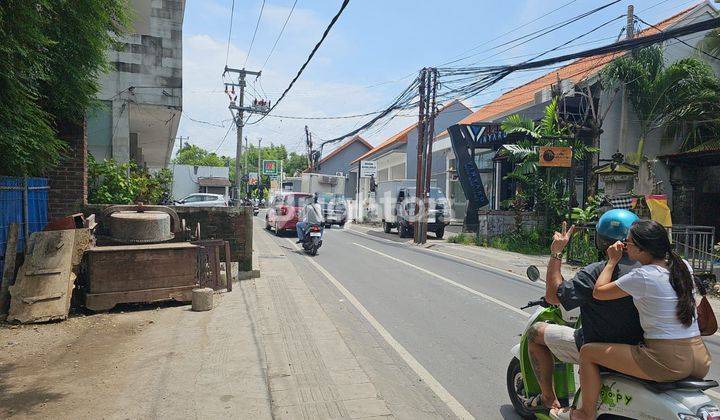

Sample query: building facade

[87,0,185,168]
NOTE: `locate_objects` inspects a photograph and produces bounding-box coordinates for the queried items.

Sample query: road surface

[260,216,720,419]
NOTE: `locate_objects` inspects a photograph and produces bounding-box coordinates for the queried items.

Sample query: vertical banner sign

[262,160,279,175]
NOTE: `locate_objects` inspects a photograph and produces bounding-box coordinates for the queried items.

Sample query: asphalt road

[260,217,720,419]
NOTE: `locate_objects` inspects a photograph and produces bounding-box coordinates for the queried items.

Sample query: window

[183,194,202,203]
[285,194,310,207]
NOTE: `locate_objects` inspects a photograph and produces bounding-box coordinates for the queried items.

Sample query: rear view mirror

[526,265,540,282]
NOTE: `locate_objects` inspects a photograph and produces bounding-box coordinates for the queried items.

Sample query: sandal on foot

[524,394,550,411]
[550,407,576,420]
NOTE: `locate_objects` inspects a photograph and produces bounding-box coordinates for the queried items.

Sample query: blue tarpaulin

[0,177,49,274]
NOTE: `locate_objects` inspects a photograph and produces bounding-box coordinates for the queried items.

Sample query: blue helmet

[596,209,639,241]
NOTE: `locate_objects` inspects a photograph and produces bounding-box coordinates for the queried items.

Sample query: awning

[197,177,231,187]
[659,147,720,167]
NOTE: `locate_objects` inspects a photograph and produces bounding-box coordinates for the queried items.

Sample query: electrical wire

[634,14,720,61]
[248,0,351,125]
[443,0,622,67]
[315,15,720,148]
[438,0,580,66]
[260,0,299,72]
[244,0,267,68]
[225,0,236,67]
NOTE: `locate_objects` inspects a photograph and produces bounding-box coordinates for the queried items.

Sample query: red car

[265,192,312,235]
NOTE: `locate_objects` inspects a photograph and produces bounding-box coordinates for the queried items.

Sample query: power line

[438,0,580,66]
[260,0,299,72]
[444,0,622,67]
[244,0,267,68]
[248,0,351,125]
[634,14,720,61]
[225,0,236,67]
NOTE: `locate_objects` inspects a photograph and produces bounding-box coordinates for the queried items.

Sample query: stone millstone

[109,211,173,243]
[192,287,214,311]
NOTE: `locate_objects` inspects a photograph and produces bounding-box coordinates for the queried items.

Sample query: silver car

[175,193,228,207]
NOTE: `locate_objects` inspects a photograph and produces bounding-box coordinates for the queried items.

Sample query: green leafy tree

[698,29,720,57]
[284,152,309,176]
[173,144,228,167]
[0,0,129,175]
[601,46,720,161]
[500,98,597,230]
[88,156,172,205]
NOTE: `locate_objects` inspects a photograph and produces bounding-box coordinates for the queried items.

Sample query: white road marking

[327,229,720,404]
[352,242,529,318]
[285,238,475,420]
[343,226,543,283]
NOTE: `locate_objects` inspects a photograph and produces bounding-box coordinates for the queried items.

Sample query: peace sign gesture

[550,221,576,254]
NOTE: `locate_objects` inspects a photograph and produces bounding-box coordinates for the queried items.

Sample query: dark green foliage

[88,156,172,204]
[601,46,720,158]
[489,228,549,255]
[0,0,128,175]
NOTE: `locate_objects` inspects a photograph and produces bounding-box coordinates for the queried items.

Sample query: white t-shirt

[615,262,699,339]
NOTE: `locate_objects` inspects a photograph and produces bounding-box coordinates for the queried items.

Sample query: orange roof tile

[319,135,372,165]
[457,3,703,126]
[352,100,468,163]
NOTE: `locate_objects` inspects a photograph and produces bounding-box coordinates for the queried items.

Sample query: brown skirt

[631,336,711,382]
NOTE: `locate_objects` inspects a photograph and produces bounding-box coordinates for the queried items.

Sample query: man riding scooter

[296,193,324,244]
[525,209,643,411]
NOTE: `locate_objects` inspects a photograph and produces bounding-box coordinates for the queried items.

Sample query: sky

[176,0,711,159]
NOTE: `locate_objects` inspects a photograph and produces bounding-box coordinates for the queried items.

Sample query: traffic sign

[359,160,377,178]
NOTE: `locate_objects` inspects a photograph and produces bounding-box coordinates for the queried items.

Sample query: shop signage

[262,160,279,175]
[539,146,573,167]
[359,161,377,178]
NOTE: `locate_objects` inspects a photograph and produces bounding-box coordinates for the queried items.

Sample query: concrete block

[192,287,214,311]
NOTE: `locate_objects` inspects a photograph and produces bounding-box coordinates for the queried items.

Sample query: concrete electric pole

[223,66,267,206]
[413,68,439,245]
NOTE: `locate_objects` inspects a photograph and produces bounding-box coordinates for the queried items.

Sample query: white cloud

[178,28,411,159]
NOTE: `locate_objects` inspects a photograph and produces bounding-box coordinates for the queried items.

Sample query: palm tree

[601,46,720,161]
[697,29,720,57]
[499,98,597,229]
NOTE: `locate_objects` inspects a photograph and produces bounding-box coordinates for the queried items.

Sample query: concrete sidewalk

[252,222,453,419]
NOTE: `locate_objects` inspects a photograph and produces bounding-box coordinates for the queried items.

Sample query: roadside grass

[446,229,549,256]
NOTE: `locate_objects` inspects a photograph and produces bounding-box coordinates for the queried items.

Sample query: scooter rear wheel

[507,357,537,419]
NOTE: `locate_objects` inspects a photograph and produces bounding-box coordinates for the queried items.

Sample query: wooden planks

[0,223,19,316]
[85,243,198,310]
[8,230,77,323]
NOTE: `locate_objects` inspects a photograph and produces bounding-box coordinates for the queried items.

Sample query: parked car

[319,193,347,228]
[265,192,312,235]
[376,180,450,238]
[175,193,228,207]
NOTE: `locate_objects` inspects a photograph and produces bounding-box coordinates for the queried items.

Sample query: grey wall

[317,141,371,176]
[406,101,472,179]
[596,5,720,202]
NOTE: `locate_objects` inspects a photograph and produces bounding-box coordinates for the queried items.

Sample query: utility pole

[244,136,249,198]
[618,5,635,162]
[413,68,439,245]
[414,69,427,244]
[305,125,314,172]
[257,138,262,199]
[223,66,266,206]
[175,136,189,155]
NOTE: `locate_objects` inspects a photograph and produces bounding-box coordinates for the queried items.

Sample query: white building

[171,164,230,201]
[87,0,185,168]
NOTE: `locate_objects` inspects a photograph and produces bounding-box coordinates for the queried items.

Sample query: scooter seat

[604,372,718,392]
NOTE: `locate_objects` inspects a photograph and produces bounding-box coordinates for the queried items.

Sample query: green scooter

[506,266,720,419]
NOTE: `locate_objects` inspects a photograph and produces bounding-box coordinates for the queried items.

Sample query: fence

[671,225,716,274]
[0,177,49,274]
[567,223,717,275]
